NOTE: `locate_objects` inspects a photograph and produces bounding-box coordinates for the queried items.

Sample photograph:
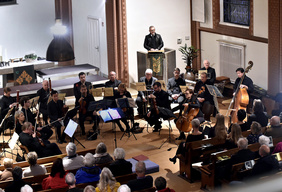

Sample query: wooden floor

[0,91,233,192]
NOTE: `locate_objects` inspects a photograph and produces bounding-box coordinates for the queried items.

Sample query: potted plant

[178,44,199,80]
[24,53,37,63]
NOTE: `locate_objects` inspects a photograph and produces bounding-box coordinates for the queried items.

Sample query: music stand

[116,98,137,140]
[99,108,125,148]
[64,119,85,148]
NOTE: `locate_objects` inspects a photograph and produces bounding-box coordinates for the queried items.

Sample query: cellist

[172,88,204,140]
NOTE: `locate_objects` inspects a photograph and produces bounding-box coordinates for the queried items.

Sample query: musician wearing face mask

[36,80,50,125]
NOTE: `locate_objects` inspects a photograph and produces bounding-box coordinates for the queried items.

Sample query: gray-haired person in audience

[65,172,83,192]
[109,148,132,177]
[23,151,47,177]
[84,185,96,192]
[0,158,13,181]
[20,184,33,192]
[127,161,153,191]
[75,153,101,184]
[5,166,26,192]
[259,135,270,146]
[63,142,85,171]
[118,184,131,192]
[93,142,113,164]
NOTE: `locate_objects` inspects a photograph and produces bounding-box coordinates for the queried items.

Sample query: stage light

[46,19,75,62]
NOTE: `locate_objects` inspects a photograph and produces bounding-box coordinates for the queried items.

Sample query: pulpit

[137,48,176,83]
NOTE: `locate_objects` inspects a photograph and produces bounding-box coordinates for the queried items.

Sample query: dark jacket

[5,180,26,192]
[200,67,216,85]
[105,79,121,88]
[252,155,279,177]
[127,175,153,191]
[144,33,164,50]
[166,77,186,96]
[109,159,132,177]
[194,81,214,105]
[73,81,92,106]
[0,95,15,120]
[75,166,101,184]
[138,76,158,98]
[36,87,50,115]
[233,75,254,94]
[153,90,171,110]
[47,100,64,122]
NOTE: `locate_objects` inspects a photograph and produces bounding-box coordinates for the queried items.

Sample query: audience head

[98,168,117,192]
[145,69,153,80]
[118,83,127,93]
[236,68,244,78]
[66,142,77,157]
[96,142,107,154]
[3,158,13,170]
[118,184,131,192]
[237,138,248,150]
[250,121,262,135]
[20,184,33,192]
[153,82,162,92]
[270,116,281,127]
[27,152,38,166]
[155,176,167,190]
[230,124,243,144]
[84,153,94,167]
[191,119,200,130]
[113,148,126,160]
[51,158,65,178]
[237,109,246,122]
[109,71,117,82]
[20,96,30,108]
[42,80,49,91]
[203,60,210,69]
[84,185,96,192]
[200,72,207,83]
[259,145,270,157]
[15,110,25,122]
[79,72,86,84]
[65,172,76,186]
[215,114,227,140]
[135,161,146,177]
[252,99,264,114]
[259,135,270,146]
[12,166,23,181]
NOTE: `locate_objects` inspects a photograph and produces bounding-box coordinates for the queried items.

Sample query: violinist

[20,96,53,140]
[78,85,100,136]
[74,72,92,107]
[19,122,62,158]
[200,60,216,85]
[114,83,133,132]
[15,110,25,135]
[47,90,66,144]
[144,82,170,132]
[172,88,204,140]
[36,80,50,125]
[136,69,158,117]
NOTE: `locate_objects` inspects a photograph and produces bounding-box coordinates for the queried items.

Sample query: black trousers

[79,111,100,134]
[39,127,53,141]
[52,121,66,141]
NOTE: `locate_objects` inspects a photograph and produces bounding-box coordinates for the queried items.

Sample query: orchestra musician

[36,80,50,125]
[194,72,214,121]
[20,96,53,140]
[114,83,134,132]
[15,110,25,135]
[74,72,92,107]
[200,60,216,85]
[78,85,100,136]
[172,88,204,140]
[144,82,171,132]
[47,90,67,144]
[105,71,121,89]
[136,69,158,117]
[0,87,17,131]
[167,68,186,103]
[19,122,62,158]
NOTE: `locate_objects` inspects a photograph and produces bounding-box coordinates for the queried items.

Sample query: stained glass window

[224,0,250,26]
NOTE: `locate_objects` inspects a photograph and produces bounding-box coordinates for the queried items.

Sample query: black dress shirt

[194,81,214,105]
[233,75,254,94]
[105,79,121,88]
[127,175,153,191]
[153,90,170,109]
[109,159,132,177]
[36,88,49,115]
[73,81,92,106]
[200,67,216,85]
[47,100,64,122]
[0,95,15,119]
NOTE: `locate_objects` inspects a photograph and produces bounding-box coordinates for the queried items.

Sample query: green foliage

[24,53,37,60]
[178,44,199,65]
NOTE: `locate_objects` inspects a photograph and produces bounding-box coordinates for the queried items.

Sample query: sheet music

[9,132,19,150]
[108,109,121,119]
[64,119,78,138]
[99,110,112,122]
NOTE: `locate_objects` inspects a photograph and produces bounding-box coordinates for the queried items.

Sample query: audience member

[20,185,33,192]
[109,148,132,177]
[63,142,85,170]
[42,158,68,189]
[247,99,268,128]
[75,153,101,184]
[93,142,113,164]
[247,122,262,144]
[0,158,13,181]
[96,167,120,192]
[208,114,227,138]
[127,161,153,191]
[65,172,83,192]
[23,151,47,177]
[252,145,279,177]
[169,119,204,164]
[5,166,26,192]
[265,116,282,138]
[225,124,243,149]
[228,109,249,133]
[273,142,282,154]
[84,185,96,192]
[259,135,270,146]
[117,185,131,192]
[155,176,175,192]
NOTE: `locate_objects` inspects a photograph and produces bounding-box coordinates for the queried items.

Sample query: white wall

[253,0,268,38]
[126,0,191,83]
[72,0,108,75]
[0,0,55,60]
[201,31,268,90]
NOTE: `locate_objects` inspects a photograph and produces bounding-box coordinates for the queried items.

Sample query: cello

[226,61,253,123]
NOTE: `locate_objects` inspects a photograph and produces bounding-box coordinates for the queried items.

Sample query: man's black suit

[0,95,15,130]
[144,33,164,50]
[109,159,132,177]
[36,87,50,125]
[47,99,66,142]
[200,67,216,85]
[73,81,92,107]
[19,132,62,158]
[252,155,279,177]
[127,175,153,191]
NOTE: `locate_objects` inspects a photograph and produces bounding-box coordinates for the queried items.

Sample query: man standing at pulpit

[144,26,164,51]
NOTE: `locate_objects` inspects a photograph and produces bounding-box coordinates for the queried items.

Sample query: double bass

[226,61,253,123]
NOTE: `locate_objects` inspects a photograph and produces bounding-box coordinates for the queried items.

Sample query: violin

[32,126,45,147]
[79,96,87,115]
